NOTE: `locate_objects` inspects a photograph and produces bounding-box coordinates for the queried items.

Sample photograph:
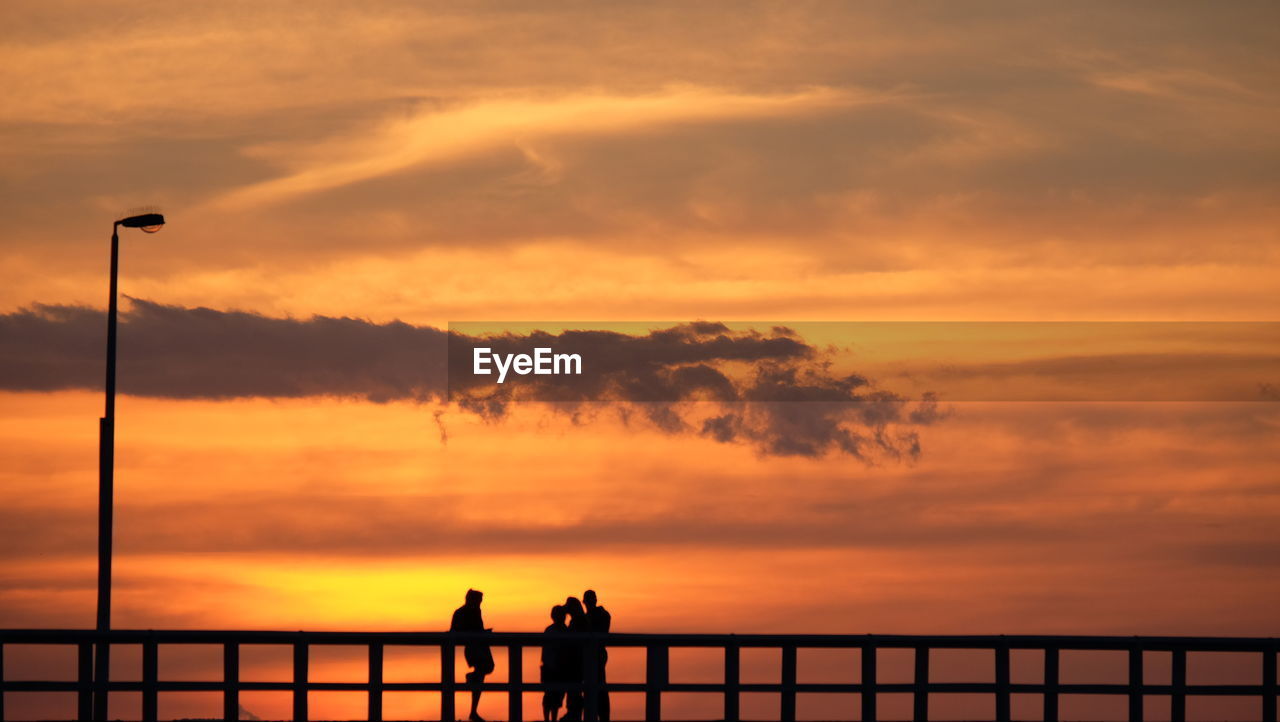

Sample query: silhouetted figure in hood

[451,589,494,722]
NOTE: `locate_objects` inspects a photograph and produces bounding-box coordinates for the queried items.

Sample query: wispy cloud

[209,86,871,209]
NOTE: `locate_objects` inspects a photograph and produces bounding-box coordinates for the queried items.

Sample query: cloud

[0,301,940,459]
[0,300,448,402]
[3,2,1278,326]
[207,86,868,210]
[887,351,1280,402]
[3,400,1276,565]
[0,488,1051,562]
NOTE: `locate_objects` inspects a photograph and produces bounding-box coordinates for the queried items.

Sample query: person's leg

[541,667,550,721]
[544,690,561,721]
[565,689,582,721]
[466,670,486,720]
[551,689,565,721]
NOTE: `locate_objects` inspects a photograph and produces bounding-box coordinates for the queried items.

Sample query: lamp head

[117,213,165,233]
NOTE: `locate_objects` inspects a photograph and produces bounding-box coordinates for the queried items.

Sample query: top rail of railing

[2,628,1276,648]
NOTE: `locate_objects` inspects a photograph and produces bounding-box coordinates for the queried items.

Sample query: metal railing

[0,630,1275,721]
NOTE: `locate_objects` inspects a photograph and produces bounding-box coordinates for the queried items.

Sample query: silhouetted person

[450,589,494,722]
[541,605,569,721]
[583,590,612,721]
[561,596,588,721]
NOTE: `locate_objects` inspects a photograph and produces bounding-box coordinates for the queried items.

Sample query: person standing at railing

[583,590,612,722]
[541,604,570,721]
[451,589,495,722]
[561,596,588,721]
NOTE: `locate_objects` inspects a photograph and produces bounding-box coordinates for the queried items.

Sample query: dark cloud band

[7,302,1272,458]
[0,301,942,460]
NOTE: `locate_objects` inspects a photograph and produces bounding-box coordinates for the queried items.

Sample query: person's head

[551,604,567,624]
[465,589,483,607]
[564,596,584,618]
[583,589,598,609]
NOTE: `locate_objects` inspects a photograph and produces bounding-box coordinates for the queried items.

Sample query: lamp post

[96,212,164,720]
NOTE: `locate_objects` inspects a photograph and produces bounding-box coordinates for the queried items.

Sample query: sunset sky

[1,2,1278,720]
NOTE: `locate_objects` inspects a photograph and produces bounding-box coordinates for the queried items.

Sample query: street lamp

[96,212,164,719]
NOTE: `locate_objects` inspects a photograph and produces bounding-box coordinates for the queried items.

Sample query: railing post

[781,644,797,722]
[995,640,1010,722]
[645,644,668,722]
[724,640,740,722]
[441,640,456,722]
[0,641,5,722]
[1263,644,1276,722]
[1043,646,1059,722]
[913,645,929,722]
[77,641,93,722]
[369,643,384,722]
[223,642,239,722]
[1171,648,1186,722]
[509,643,524,722]
[861,641,877,722]
[142,638,158,722]
[292,641,308,722]
[1128,641,1143,722]
[218,642,236,722]
[92,638,108,721]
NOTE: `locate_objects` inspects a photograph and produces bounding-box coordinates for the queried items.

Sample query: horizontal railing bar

[3,679,1271,696]
[1,629,1275,650]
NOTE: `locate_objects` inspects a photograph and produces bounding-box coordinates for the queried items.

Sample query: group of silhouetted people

[540,590,612,722]
[449,589,612,722]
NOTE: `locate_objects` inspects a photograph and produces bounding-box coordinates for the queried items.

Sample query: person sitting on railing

[542,604,570,721]
[451,588,495,722]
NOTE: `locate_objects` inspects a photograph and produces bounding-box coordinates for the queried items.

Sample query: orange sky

[1,3,1278,720]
